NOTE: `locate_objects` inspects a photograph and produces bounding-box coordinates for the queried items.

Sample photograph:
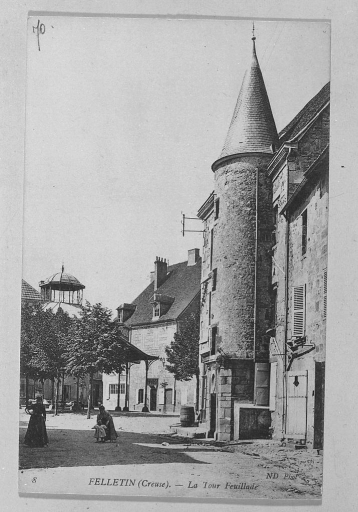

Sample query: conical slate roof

[216,38,278,162]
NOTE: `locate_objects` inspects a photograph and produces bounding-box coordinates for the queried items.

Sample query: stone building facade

[103,250,201,412]
[198,36,277,441]
[197,34,329,445]
[268,85,329,448]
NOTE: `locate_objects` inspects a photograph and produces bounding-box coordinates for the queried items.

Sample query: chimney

[188,248,200,266]
[154,257,168,290]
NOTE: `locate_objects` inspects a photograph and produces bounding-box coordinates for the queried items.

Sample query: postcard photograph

[19,15,330,500]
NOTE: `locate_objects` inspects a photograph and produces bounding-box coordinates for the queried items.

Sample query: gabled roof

[214,38,278,167]
[124,259,201,326]
[282,145,329,215]
[21,279,41,302]
[279,82,330,145]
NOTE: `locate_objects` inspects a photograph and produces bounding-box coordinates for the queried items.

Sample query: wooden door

[314,362,325,450]
[150,386,157,411]
[286,371,308,439]
[209,393,216,438]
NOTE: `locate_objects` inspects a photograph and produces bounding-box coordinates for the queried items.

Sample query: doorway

[92,383,101,407]
[314,362,325,450]
[286,371,308,440]
[209,393,216,438]
[150,386,157,411]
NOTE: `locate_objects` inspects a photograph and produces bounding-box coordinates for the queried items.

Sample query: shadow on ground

[19,427,216,470]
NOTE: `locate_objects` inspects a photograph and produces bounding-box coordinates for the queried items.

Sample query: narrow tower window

[302,210,308,256]
[214,198,220,220]
[210,229,214,270]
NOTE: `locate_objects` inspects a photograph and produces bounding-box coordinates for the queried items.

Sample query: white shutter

[208,328,212,352]
[292,285,306,336]
[136,389,139,403]
[269,363,277,411]
[158,388,165,405]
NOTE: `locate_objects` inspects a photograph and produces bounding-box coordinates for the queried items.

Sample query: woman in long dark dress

[97,405,118,442]
[24,396,48,447]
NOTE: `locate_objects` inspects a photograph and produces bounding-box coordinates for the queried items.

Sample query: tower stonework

[213,154,274,361]
[199,35,278,441]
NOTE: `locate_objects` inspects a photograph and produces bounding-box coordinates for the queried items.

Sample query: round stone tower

[211,33,278,440]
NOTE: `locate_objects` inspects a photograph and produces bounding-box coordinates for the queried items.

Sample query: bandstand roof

[40,271,85,291]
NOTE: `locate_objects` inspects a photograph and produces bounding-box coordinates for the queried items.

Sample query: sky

[22,17,330,315]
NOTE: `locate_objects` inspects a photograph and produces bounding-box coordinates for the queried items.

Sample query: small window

[214,198,220,220]
[210,229,214,270]
[272,288,278,326]
[212,268,217,291]
[211,326,217,356]
[302,210,308,256]
[120,383,126,395]
[153,303,160,318]
[272,206,279,245]
[208,292,212,326]
[109,384,118,395]
[138,389,144,404]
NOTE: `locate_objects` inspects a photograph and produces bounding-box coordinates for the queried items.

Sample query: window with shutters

[323,269,327,319]
[302,210,308,256]
[292,285,306,336]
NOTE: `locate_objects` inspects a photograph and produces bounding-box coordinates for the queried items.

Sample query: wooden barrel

[180,405,195,427]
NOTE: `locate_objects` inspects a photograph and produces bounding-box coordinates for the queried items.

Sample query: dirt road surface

[19,410,322,500]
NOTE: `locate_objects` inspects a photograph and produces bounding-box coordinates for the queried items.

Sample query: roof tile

[124,259,201,326]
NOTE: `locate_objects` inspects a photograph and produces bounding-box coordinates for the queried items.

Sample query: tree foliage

[165,312,200,381]
[65,302,129,377]
[65,301,131,416]
[21,302,72,381]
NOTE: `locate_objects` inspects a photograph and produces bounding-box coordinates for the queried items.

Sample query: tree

[21,302,44,406]
[65,302,129,418]
[20,303,72,412]
[21,302,73,413]
[165,312,200,411]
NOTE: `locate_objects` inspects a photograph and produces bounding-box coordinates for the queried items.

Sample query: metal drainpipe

[283,154,291,437]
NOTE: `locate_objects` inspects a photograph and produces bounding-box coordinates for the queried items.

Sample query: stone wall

[213,154,273,359]
[129,322,196,412]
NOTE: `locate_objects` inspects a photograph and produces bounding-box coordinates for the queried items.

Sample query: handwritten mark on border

[32,20,45,51]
